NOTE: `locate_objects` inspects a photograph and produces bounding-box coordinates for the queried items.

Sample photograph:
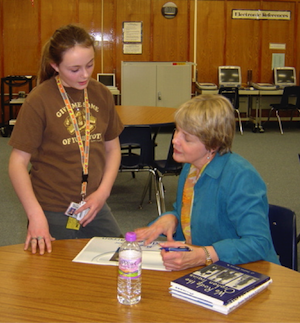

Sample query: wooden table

[115,105,176,126]
[0,239,300,322]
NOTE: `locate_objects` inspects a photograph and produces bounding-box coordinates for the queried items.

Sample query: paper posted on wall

[72,237,168,271]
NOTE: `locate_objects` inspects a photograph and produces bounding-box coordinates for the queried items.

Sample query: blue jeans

[44,203,122,240]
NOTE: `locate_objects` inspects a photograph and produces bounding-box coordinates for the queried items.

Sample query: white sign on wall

[232,10,291,20]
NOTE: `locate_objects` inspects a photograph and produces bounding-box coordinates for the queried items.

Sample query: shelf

[1,75,36,126]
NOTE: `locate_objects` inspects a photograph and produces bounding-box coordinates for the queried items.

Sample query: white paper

[272,53,285,69]
[123,22,142,42]
[72,237,168,271]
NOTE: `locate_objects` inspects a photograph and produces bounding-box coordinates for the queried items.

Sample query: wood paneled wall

[0,0,299,92]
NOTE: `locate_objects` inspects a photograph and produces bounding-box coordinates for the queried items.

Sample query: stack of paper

[73,237,167,271]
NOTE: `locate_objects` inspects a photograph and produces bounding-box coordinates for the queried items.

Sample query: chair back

[268,204,298,270]
[164,129,182,172]
[119,126,154,169]
[218,87,239,110]
[280,86,300,109]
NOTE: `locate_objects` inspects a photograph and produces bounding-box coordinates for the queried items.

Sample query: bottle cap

[125,231,136,242]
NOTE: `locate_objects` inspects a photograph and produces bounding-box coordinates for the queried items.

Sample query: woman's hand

[135,213,178,245]
[159,241,219,271]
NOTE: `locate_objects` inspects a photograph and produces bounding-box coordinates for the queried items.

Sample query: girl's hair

[37,24,95,84]
[174,94,236,155]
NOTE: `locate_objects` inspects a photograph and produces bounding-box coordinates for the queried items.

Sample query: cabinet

[121,62,193,107]
[1,75,36,127]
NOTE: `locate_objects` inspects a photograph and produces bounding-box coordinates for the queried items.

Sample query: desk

[4,105,176,137]
[7,105,177,128]
[109,88,121,105]
[0,239,299,322]
[115,105,177,126]
[255,89,283,132]
[199,88,285,132]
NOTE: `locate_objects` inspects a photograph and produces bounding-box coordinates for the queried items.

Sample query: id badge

[65,201,89,221]
[65,201,90,230]
[66,217,80,230]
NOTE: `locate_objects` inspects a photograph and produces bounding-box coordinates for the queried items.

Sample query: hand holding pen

[160,246,192,252]
[159,242,201,271]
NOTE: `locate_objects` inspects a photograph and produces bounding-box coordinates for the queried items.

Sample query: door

[121,62,157,106]
[156,63,192,108]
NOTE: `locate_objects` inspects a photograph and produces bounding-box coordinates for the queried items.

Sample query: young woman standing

[9,24,123,255]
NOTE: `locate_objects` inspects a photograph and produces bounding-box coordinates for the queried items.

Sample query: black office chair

[119,126,161,214]
[268,204,299,271]
[267,86,300,134]
[139,130,182,215]
[120,143,140,178]
[218,87,243,135]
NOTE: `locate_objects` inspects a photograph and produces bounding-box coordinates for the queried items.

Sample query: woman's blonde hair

[38,24,95,84]
[174,94,235,155]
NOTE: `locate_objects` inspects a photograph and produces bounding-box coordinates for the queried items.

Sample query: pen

[160,247,191,252]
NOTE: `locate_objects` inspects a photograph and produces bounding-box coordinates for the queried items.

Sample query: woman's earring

[207,150,215,160]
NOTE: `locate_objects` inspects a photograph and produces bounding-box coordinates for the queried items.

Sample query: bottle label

[119,257,142,279]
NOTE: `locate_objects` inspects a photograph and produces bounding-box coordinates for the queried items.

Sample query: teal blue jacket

[169,152,280,265]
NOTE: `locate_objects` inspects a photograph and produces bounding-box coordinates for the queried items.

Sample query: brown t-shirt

[9,77,123,212]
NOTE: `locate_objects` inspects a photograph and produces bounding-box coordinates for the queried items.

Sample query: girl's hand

[25,216,55,255]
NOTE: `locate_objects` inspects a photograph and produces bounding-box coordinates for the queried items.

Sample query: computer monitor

[97,73,116,88]
[218,66,242,87]
[273,67,296,88]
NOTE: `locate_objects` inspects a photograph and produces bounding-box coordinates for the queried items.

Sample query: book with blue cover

[170,260,272,315]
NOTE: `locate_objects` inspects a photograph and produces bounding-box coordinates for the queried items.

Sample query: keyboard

[196,82,218,90]
[251,82,278,90]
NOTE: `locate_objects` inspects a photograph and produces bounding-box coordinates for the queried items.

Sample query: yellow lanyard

[56,76,90,201]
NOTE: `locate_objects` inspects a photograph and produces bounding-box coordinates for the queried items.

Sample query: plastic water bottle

[117,232,142,305]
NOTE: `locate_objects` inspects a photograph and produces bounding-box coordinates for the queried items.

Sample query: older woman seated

[135,94,279,271]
